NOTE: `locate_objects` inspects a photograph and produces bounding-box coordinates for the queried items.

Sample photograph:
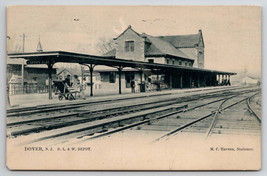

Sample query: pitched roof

[104,27,203,60]
[7,58,26,65]
[113,25,142,40]
[143,34,190,59]
[36,41,43,52]
[157,34,200,48]
[57,68,81,76]
[245,75,260,80]
[57,68,72,76]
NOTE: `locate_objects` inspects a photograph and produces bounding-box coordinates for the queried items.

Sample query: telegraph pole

[21,33,25,94]
[22,33,25,52]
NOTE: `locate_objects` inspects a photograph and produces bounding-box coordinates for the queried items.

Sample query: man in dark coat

[130,79,135,93]
[63,75,71,87]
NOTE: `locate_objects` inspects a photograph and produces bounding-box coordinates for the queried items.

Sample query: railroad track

[207,92,261,136]
[152,91,261,142]
[6,92,172,117]
[7,87,258,138]
[7,86,260,146]
[7,91,240,137]
[6,85,249,117]
[11,87,259,146]
[7,99,187,136]
[83,89,261,143]
[247,92,261,123]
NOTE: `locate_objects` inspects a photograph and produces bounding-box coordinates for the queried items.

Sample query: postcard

[6,5,261,170]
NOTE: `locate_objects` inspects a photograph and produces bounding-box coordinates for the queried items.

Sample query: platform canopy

[8,51,236,100]
[8,51,236,75]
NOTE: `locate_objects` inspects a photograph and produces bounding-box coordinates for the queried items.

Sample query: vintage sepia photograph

[6,6,261,170]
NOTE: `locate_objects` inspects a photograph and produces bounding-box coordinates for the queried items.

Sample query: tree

[96,37,115,55]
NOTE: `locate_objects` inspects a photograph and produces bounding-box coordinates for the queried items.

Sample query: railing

[9,84,52,95]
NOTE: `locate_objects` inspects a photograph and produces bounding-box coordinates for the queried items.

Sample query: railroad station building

[97,26,215,93]
[104,25,204,68]
[8,25,235,99]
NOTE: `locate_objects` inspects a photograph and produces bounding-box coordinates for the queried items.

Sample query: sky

[6,6,261,76]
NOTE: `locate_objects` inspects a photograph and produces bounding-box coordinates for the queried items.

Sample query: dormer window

[125,41,134,52]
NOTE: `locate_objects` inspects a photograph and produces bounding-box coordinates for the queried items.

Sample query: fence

[9,83,50,95]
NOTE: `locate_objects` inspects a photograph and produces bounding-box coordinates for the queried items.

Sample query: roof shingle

[143,34,190,59]
[157,34,200,48]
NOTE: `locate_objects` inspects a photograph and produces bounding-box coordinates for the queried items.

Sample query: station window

[125,41,134,52]
[185,62,188,67]
[125,72,135,88]
[101,73,109,82]
[166,59,169,64]
[148,59,154,63]
[172,60,175,65]
[179,61,182,65]
[109,72,116,83]
[189,62,192,67]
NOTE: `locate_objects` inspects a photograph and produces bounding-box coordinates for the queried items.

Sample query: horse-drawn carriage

[53,81,80,100]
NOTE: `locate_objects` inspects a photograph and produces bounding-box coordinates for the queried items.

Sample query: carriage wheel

[69,94,75,100]
[66,93,74,100]
[58,95,64,101]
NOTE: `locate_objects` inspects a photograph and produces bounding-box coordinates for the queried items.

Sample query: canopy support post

[118,66,123,94]
[47,61,54,100]
[89,64,95,96]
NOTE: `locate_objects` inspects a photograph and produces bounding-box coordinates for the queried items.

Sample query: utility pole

[21,33,25,94]
[22,33,25,52]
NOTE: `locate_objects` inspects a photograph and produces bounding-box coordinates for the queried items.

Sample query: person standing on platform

[72,75,85,100]
[72,75,80,90]
[63,74,71,87]
[80,83,86,100]
[131,79,135,93]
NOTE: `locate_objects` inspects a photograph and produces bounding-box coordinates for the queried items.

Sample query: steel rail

[205,91,261,137]
[205,97,234,137]
[23,96,232,145]
[7,91,231,127]
[6,86,252,117]
[7,89,247,133]
[6,93,172,117]
[9,88,260,147]
[153,92,260,142]
[246,92,261,123]
[73,96,234,144]
[8,100,187,136]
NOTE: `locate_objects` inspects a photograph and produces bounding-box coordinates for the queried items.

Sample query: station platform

[7,86,238,109]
